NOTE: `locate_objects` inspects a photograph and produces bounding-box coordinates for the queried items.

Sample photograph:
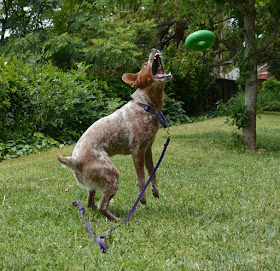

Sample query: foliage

[0,133,63,160]
[268,59,280,80]
[1,1,157,74]
[164,42,219,114]
[42,33,85,70]
[0,55,123,148]
[217,91,250,129]
[162,93,190,126]
[1,0,279,154]
[217,77,280,129]
[0,55,31,141]
[234,51,252,90]
[0,0,57,40]
[258,78,280,111]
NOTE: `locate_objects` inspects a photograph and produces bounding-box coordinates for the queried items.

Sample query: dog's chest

[104,102,159,155]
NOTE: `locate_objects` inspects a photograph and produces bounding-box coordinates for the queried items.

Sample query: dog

[58,48,172,222]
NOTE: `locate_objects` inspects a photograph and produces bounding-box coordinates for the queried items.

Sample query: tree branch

[67,0,83,34]
[257,16,280,53]
[214,17,235,25]
[209,61,233,68]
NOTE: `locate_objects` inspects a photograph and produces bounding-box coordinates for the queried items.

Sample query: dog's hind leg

[87,190,96,207]
[132,149,147,205]
[145,146,159,198]
[98,187,120,222]
[96,161,120,222]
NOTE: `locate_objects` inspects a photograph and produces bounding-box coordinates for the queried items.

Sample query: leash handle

[72,136,170,253]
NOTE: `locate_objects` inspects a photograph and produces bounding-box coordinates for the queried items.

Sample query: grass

[1,113,280,270]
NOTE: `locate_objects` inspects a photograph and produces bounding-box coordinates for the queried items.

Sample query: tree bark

[243,5,257,150]
[176,21,184,48]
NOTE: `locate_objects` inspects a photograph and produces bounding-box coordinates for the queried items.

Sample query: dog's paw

[87,201,96,208]
[152,186,159,198]
[140,197,147,205]
[114,217,121,223]
[87,204,97,208]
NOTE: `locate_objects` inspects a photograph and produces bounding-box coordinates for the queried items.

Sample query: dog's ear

[122,73,138,88]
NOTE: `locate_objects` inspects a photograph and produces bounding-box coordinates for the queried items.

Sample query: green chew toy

[185,30,216,51]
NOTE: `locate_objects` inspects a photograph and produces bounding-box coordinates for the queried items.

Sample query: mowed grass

[1,113,280,270]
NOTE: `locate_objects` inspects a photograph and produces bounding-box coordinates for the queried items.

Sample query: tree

[0,0,12,40]
[222,0,279,150]
[0,0,58,40]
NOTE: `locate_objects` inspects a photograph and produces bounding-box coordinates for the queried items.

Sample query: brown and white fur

[58,49,172,222]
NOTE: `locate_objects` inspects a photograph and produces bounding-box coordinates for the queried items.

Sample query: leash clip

[152,110,159,117]
[164,127,170,137]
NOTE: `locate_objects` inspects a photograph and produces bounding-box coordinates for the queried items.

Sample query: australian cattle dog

[58,49,172,222]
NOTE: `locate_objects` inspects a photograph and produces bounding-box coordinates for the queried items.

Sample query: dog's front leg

[132,149,146,205]
[145,146,159,198]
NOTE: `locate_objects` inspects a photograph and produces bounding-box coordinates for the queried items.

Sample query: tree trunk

[176,21,184,48]
[243,7,257,151]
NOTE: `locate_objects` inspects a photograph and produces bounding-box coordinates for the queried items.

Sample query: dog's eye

[143,64,147,69]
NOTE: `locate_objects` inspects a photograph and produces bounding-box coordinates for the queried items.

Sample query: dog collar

[136,102,169,129]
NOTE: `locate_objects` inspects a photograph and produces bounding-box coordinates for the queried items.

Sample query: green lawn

[1,114,280,270]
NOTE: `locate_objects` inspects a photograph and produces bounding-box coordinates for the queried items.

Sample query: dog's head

[122,49,172,89]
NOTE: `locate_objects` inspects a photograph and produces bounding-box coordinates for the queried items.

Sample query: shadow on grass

[257,128,280,152]
[172,128,280,153]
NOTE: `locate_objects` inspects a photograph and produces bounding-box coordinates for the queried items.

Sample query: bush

[27,63,124,142]
[217,91,249,129]
[0,56,123,146]
[0,56,32,141]
[162,94,190,126]
[0,133,63,160]
[258,78,280,111]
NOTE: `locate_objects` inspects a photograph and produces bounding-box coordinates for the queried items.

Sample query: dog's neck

[131,86,165,111]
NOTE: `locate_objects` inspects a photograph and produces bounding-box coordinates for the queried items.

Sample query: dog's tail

[57,155,78,171]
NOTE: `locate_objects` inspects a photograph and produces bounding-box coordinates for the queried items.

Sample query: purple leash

[72,103,170,253]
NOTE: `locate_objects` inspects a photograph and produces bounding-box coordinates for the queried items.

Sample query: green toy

[185,30,216,51]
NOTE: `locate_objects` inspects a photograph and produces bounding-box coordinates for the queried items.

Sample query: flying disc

[185,30,216,51]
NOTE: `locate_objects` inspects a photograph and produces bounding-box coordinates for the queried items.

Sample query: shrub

[27,63,124,142]
[0,133,63,160]
[217,91,249,129]
[0,55,32,141]
[258,78,280,111]
[162,94,190,126]
[0,56,123,146]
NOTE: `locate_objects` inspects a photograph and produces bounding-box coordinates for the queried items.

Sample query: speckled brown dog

[58,49,172,222]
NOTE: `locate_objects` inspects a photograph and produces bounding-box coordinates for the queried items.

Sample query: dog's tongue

[156,66,165,77]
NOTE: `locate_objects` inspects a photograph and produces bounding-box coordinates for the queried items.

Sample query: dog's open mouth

[152,53,172,81]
